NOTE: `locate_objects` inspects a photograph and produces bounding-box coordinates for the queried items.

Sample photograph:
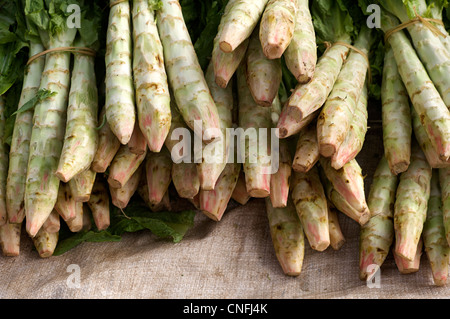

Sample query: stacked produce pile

[0,0,449,286]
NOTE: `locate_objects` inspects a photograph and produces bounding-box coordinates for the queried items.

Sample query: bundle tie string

[26,47,96,66]
[109,0,129,8]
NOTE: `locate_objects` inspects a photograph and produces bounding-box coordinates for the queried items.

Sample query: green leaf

[53,230,121,256]
[11,88,57,116]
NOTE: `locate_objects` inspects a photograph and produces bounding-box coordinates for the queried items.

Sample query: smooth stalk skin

[32,228,58,258]
[0,222,21,257]
[320,157,370,225]
[54,182,81,223]
[270,140,292,208]
[237,66,272,198]
[393,238,423,274]
[394,142,432,261]
[127,121,148,155]
[91,107,121,173]
[359,156,398,281]
[199,163,241,221]
[381,46,412,175]
[328,204,345,250]
[231,170,251,205]
[440,168,450,246]
[423,171,450,286]
[42,210,60,234]
[198,62,234,190]
[6,43,45,224]
[0,96,7,226]
[317,27,372,158]
[172,161,200,199]
[259,0,297,60]
[292,122,319,173]
[212,1,250,89]
[284,0,316,83]
[111,166,142,209]
[246,29,282,107]
[218,0,269,53]
[381,12,450,161]
[331,83,369,170]
[157,0,220,143]
[265,197,305,276]
[68,169,96,202]
[291,167,330,251]
[277,40,350,138]
[66,202,84,233]
[145,147,172,205]
[107,144,147,189]
[132,0,171,152]
[55,43,99,183]
[87,176,110,231]
[412,107,450,168]
[25,26,77,237]
[105,0,135,145]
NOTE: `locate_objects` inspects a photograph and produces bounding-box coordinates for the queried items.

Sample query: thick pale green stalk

[284,0,316,83]
[382,46,412,175]
[32,228,58,258]
[128,121,147,155]
[157,0,220,142]
[111,165,142,209]
[317,27,372,158]
[145,147,172,205]
[394,142,432,261]
[328,204,345,250]
[198,62,234,190]
[292,122,319,173]
[56,46,99,182]
[423,170,450,286]
[270,139,292,208]
[105,0,135,144]
[218,0,269,53]
[66,202,84,233]
[393,238,423,274]
[331,83,368,170]
[25,27,77,237]
[237,66,272,198]
[138,174,172,212]
[381,11,450,160]
[199,162,241,221]
[172,161,200,199]
[412,107,450,168]
[107,144,147,189]
[265,197,305,276]
[68,169,96,202]
[91,107,121,173]
[359,157,398,281]
[0,96,7,226]
[320,157,370,225]
[259,0,297,59]
[440,168,450,246]
[6,43,45,224]
[43,210,60,234]
[231,170,251,205]
[0,221,21,257]
[55,182,81,223]
[87,176,110,231]
[132,0,171,152]
[291,167,330,251]
[277,41,350,138]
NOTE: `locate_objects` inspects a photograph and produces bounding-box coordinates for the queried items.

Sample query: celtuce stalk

[381,46,412,175]
[317,26,372,158]
[145,147,172,205]
[423,170,450,286]
[138,174,171,212]
[381,11,450,161]
[394,142,432,261]
[132,0,171,152]
[66,203,84,233]
[111,166,142,209]
[127,122,148,155]
[157,0,220,143]
[172,161,200,199]
[393,238,423,274]
[270,140,292,208]
[0,96,7,226]
[292,122,319,173]
[0,222,21,257]
[197,62,234,190]
[91,107,121,173]
[32,228,58,258]
[87,176,110,231]
[24,11,77,237]
[69,169,96,202]
[164,100,190,162]
[55,182,80,223]
[259,0,297,60]
[107,144,147,189]
[6,42,45,224]
[43,210,60,234]
[284,0,316,83]
[359,156,397,281]
[440,168,450,246]
[266,198,305,276]
[331,83,368,170]
[291,167,330,251]
[231,171,251,205]
[55,39,99,183]
[328,204,345,250]
[218,0,269,53]
[105,0,135,144]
